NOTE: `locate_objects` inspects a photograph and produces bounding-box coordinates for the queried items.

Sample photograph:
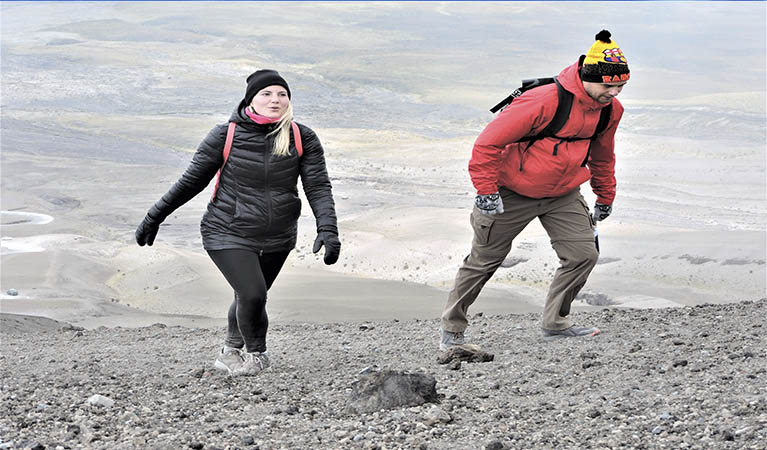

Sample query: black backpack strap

[591,103,613,139]
[517,77,573,144]
[540,78,573,137]
[581,103,614,166]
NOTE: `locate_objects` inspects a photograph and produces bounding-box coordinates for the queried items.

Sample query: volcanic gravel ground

[1,300,766,449]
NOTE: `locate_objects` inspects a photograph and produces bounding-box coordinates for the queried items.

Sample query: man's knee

[466,249,507,273]
[557,241,599,268]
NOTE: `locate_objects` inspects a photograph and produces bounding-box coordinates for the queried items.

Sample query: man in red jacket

[441,30,629,349]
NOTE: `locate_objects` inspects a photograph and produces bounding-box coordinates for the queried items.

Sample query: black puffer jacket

[147,106,337,253]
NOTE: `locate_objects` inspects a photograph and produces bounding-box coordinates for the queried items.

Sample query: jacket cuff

[317,225,338,235]
[595,196,613,206]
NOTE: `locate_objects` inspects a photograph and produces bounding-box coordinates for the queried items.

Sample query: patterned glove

[475,192,504,215]
[593,203,612,222]
[135,215,161,246]
[313,231,341,265]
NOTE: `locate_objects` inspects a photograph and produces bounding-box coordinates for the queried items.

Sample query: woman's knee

[236,288,268,307]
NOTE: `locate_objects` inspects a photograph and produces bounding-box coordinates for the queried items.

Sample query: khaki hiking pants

[441,187,599,332]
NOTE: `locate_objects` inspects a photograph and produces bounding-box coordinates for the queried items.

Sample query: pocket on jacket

[470,211,496,245]
[232,198,267,235]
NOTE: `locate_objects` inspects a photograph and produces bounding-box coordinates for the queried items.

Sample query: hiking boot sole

[542,328,600,341]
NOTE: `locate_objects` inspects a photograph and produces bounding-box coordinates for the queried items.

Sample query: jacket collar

[557,56,611,111]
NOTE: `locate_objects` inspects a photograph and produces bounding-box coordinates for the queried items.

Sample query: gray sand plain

[1,3,766,448]
[2,2,764,326]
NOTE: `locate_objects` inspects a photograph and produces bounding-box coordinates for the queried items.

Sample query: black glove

[593,203,612,222]
[312,231,341,265]
[135,215,161,246]
[475,192,504,215]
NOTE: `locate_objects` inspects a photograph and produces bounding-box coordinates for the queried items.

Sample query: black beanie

[243,69,291,106]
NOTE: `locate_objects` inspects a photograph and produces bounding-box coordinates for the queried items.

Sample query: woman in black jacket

[135,69,340,376]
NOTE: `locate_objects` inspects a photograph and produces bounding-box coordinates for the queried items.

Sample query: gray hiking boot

[440,329,467,351]
[214,347,244,374]
[542,325,600,340]
[232,351,271,376]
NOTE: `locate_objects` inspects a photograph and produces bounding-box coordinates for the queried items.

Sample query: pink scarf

[245,107,281,124]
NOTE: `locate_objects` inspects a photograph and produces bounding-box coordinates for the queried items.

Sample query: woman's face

[250,85,290,118]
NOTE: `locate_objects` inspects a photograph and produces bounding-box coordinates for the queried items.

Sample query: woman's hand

[135,216,160,246]
[312,231,341,265]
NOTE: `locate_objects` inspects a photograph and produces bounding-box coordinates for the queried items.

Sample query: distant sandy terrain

[1,2,765,330]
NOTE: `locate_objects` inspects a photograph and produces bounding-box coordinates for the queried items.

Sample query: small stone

[660,412,674,421]
[6,288,18,296]
[485,440,504,450]
[722,430,735,441]
[582,360,602,369]
[672,339,685,345]
[242,435,255,445]
[87,394,115,408]
[672,359,688,367]
[28,443,45,450]
[652,426,663,435]
[587,409,601,418]
[353,434,365,441]
[423,406,452,426]
[359,366,380,375]
[190,443,204,450]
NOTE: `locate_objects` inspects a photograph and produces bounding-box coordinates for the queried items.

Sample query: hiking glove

[135,215,161,246]
[313,231,341,265]
[593,203,612,222]
[475,192,504,215]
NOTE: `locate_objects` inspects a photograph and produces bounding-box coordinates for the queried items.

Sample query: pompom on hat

[242,69,291,106]
[581,30,630,83]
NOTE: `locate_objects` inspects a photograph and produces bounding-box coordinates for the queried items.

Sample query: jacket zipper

[264,136,272,232]
[519,141,536,171]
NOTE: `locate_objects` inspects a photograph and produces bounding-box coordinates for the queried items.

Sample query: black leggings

[207,249,290,353]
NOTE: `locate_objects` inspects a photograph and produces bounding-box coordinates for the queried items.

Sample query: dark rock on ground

[437,344,495,364]
[347,370,438,414]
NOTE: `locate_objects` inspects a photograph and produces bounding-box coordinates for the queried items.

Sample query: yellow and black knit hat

[581,30,630,83]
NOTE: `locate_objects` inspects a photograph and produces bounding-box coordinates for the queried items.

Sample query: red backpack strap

[291,121,303,157]
[211,122,236,201]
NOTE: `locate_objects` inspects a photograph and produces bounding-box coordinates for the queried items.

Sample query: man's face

[582,81,627,104]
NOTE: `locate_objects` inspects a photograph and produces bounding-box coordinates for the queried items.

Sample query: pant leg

[441,189,538,332]
[538,189,599,330]
[223,249,289,349]
[225,295,243,348]
[207,249,289,352]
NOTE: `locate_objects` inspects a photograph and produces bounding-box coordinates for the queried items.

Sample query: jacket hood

[557,57,609,110]
[229,105,251,124]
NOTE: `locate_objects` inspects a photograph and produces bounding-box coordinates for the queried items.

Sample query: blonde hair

[268,102,294,157]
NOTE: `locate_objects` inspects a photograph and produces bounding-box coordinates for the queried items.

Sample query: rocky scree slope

[1,300,765,449]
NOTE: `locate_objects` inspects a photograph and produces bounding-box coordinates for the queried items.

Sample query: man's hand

[312,231,341,265]
[593,203,612,222]
[475,192,504,215]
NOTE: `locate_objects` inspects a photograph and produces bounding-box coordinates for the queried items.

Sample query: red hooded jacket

[469,58,623,205]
